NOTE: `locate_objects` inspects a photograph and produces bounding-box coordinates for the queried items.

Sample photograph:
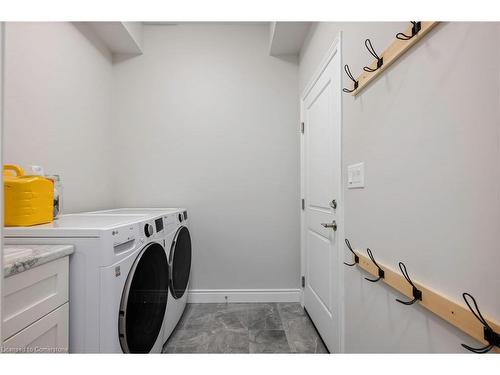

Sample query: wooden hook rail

[350,250,500,353]
[351,21,439,96]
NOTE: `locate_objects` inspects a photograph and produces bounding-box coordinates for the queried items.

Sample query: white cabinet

[2,303,68,353]
[2,256,70,353]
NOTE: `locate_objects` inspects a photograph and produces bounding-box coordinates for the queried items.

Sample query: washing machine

[82,208,192,344]
[4,213,172,353]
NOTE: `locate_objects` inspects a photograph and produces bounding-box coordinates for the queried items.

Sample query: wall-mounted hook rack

[350,21,439,96]
[348,248,500,353]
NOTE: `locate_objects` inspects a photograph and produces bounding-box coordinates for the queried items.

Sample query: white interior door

[301,39,342,353]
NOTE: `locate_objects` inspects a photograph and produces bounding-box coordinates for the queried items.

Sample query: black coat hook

[363,39,383,72]
[343,238,359,266]
[396,21,422,40]
[342,64,358,93]
[395,262,422,305]
[461,293,499,353]
[364,248,385,282]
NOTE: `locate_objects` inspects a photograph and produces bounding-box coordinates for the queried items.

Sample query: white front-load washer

[4,214,172,353]
[82,208,192,345]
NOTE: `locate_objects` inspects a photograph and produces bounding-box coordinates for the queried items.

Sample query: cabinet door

[3,256,69,340]
[2,303,68,353]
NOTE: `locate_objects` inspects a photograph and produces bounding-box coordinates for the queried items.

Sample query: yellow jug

[4,164,54,226]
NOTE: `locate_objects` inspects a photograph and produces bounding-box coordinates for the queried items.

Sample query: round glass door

[119,242,168,353]
[169,226,192,299]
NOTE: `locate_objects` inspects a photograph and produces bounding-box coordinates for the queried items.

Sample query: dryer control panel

[177,210,188,223]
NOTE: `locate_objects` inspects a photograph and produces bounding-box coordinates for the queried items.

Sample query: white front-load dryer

[163,211,191,343]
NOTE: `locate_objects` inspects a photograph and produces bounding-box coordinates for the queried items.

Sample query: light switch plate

[347,162,365,189]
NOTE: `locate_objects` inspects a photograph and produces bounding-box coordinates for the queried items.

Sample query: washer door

[169,226,192,299]
[119,242,168,353]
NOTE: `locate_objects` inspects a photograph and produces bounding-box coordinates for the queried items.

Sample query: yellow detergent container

[4,164,54,226]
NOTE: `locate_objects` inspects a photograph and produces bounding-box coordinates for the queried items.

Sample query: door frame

[299,32,345,352]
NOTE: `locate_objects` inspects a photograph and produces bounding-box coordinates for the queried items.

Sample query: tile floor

[163,303,329,354]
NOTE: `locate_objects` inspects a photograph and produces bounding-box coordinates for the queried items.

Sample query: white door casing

[300,34,343,353]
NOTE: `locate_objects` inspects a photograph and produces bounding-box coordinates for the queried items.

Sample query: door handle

[321,221,337,231]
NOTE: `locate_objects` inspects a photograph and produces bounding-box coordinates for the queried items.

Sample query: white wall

[3,23,115,213]
[300,22,500,352]
[112,24,301,294]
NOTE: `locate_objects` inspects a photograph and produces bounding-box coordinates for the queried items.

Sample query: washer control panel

[144,223,154,237]
[155,217,164,232]
[141,216,166,241]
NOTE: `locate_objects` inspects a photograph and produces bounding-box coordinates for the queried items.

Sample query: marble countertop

[3,244,74,278]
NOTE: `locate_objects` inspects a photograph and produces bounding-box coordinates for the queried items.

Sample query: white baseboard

[187,289,301,303]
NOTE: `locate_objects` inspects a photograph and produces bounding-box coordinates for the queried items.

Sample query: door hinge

[300,122,304,134]
[301,198,305,210]
[301,276,305,288]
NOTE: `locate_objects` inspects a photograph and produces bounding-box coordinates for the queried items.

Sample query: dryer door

[119,242,168,353]
[169,226,192,299]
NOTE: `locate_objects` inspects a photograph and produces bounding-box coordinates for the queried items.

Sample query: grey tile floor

[163,303,329,354]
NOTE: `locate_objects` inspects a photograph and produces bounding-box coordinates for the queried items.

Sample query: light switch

[347,162,365,189]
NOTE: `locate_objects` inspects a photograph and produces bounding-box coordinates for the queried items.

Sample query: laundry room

[0,2,499,369]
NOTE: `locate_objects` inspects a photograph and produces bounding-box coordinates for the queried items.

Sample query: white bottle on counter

[30,165,63,219]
